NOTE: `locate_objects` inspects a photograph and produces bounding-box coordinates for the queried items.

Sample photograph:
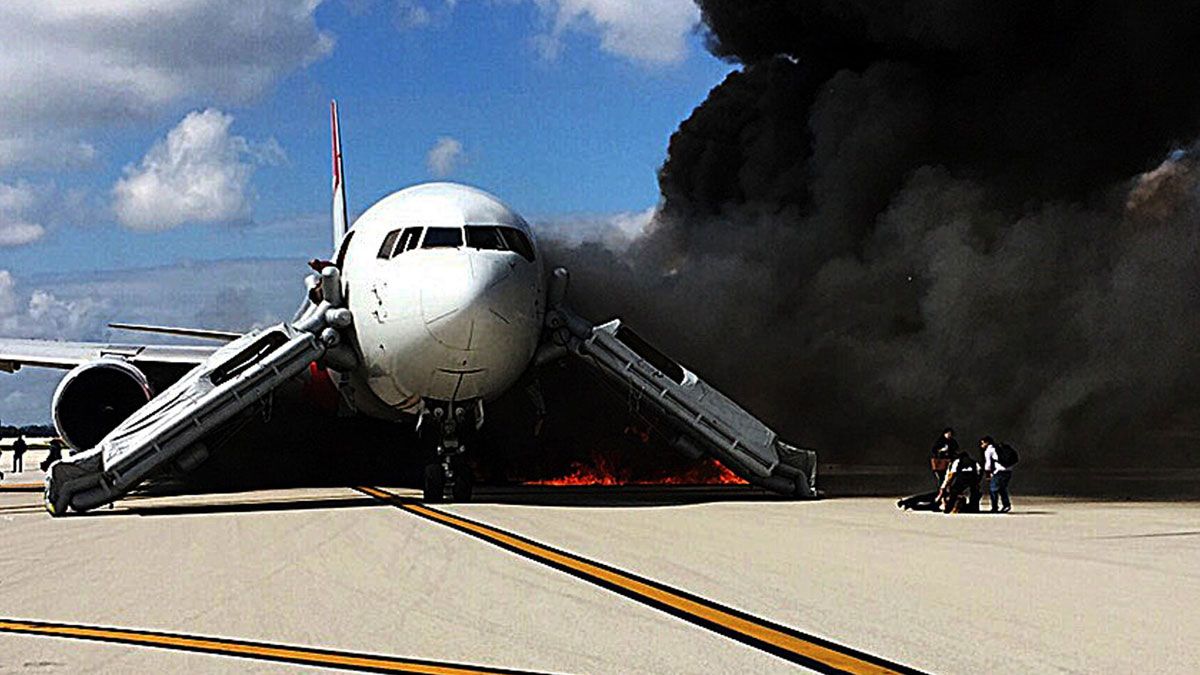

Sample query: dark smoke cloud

[549,2,1200,467]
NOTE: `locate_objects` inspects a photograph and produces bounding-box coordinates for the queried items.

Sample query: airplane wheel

[422,463,445,503]
[451,462,474,502]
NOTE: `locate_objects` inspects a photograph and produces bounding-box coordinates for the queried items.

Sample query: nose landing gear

[422,455,473,503]
[421,404,476,503]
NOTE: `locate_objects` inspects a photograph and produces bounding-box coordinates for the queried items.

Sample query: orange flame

[655,460,748,485]
[526,456,748,486]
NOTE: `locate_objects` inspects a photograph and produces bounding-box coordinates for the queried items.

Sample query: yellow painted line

[0,618,547,674]
[0,483,42,491]
[357,487,924,675]
[0,504,46,514]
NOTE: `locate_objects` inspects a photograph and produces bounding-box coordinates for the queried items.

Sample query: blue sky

[0,0,731,422]
[0,0,732,276]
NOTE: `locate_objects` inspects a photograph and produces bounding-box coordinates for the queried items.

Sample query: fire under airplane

[0,103,817,516]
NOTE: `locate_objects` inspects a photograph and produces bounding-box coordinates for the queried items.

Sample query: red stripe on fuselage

[330,101,342,190]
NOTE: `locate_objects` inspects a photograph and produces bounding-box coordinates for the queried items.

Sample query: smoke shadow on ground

[103,495,380,518]
[115,485,796,511]
[461,485,791,508]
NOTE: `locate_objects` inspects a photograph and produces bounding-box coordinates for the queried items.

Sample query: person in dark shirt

[898,427,961,511]
[930,427,959,488]
[41,438,64,472]
[11,435,27,473]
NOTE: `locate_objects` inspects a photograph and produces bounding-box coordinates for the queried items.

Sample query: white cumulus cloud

[0,181,47,247]
[358,0,697,65]
[394,0,434,28]
[0,135,97,171]
[535,206,657,251]
[0,1,332,168]
[533,0,700,65]
[426,136,466,177]
[0,270,108,340]
[0,268,110,424]
[0,223,44,248]
[0,270,15,317]
[113,109,283,231]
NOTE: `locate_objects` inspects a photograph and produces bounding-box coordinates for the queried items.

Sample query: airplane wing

[538,268,818,498]
[107,323,242,342]
[0,338,218,372]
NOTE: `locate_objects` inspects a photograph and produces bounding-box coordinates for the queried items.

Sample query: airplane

[0,102,817,516]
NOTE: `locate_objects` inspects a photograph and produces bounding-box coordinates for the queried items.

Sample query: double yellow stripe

[357,487,923,675]
[0,619,542,674]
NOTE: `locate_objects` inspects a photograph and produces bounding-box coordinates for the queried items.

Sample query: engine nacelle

[52,360,153,451]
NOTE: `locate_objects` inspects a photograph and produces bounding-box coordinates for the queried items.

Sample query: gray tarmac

[0,451,1195,674]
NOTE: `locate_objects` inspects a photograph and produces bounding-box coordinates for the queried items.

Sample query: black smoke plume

[548,1,1200,468]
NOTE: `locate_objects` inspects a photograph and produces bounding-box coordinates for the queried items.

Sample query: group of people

[897,427,1017,514]
[0,436,65,480]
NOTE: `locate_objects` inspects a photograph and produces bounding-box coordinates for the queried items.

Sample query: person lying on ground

[897,490,941,511]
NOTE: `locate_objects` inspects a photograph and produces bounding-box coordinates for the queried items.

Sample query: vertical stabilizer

[330,100,349,250]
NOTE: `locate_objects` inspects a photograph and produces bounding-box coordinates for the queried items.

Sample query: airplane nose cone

[420,253,513,350]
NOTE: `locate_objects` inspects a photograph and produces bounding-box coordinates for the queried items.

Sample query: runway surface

[0,456,1195,673]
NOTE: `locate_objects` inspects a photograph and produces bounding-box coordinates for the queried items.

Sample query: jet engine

[52,360,153,450]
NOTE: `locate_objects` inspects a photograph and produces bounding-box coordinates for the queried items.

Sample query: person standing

[11,435,27,473]
[930,427,958,488]
[981,436,1013,513]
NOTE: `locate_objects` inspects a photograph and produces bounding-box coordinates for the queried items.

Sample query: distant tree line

[0,420,56,438]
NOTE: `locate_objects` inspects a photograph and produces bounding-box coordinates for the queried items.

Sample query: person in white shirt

[981,436,1012,513]
[937,448,981,513]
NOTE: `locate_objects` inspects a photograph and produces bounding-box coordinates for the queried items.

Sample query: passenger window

[499,227,535,261]
[377,230,400,259]
[394,227,421,256]
[465,226,508,251]
[422,227,463,248]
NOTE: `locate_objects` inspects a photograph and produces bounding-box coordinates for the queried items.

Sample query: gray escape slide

[541,269,817,498]
[43,268,357,515]
[582,321,817,497]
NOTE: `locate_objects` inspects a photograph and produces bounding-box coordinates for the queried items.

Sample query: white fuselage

[340,183,545,413]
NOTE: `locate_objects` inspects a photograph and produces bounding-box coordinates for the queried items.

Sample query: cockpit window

[498,227,535,262]
[464,224,535,261]
[396,227,422,255]
[376,227,425,260]
[377,230,400,259]
[465,225,508,251]
[422,227,463,248]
